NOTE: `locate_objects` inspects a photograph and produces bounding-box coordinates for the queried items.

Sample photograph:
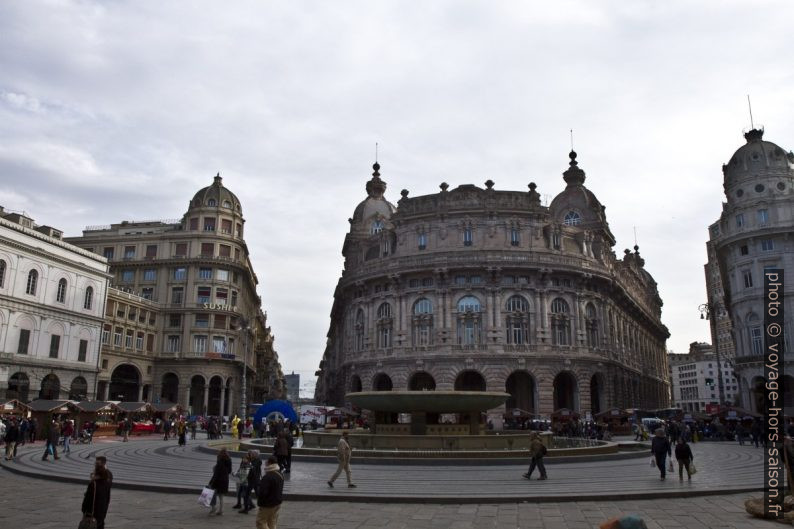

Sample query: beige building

[706,128,794,414]
[315,152,671,419]
[67,174,283,415]
[668,342,737,412]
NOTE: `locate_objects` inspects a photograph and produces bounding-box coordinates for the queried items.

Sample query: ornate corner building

[67,175,284,415]
[706,128,794,414]
[314,152,671,417]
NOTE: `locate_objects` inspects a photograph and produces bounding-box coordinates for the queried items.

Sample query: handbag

[197,486,214,508]
[649,456,655,467]
[667,459,674,472]
[78,480,97,529]
[688,461,697,475]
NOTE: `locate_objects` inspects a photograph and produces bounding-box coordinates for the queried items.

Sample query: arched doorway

[751,376,766,414]
[7,372,29,402]
[208,376,223,416]
[454,370,486,391]
[590,373,606,415]
[190,375,206,415]
[350,375,363,393]
[69,376,88,401]
[109,364,140,402]
[506,371,535,414]
[40,374,61,400]
[373,373,393,391]
[161,373,179,403]
[409,371,436,391]
[553,371,579,411]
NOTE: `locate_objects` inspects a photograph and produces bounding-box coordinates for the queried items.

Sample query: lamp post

[235,317,255,419]
[698,303,726,408]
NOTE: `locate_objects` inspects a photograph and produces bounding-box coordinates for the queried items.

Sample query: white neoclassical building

[0,207,110,402]
[706,127,794,414]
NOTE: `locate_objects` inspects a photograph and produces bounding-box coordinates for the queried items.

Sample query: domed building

[707,128,794,414]
[67,174,284,414]
[315,153,671,420]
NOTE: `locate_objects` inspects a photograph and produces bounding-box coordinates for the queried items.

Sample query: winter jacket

[337,437,351,461]
[4,424,19,443]
[674,443,693,462]
[651,436,671,457]
[208,457,232,493]
[257,464,284,507]
[529,438,545,459]
[247,457,262,488]
[82,477,112,523]
[274,437,289,456]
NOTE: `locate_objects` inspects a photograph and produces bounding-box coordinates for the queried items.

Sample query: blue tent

[252,400,297,425]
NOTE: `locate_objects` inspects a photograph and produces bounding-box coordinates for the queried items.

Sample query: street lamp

[234,317,256,419]
[698,303,726,407]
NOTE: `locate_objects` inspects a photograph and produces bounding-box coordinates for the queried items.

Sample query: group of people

[1,416,39,460]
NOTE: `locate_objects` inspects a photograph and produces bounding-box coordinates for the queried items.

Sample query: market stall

[27,399,76,438]
[594,408,631,435]
[150,402,182,432]
[115,401,155,434]
[0,399,30,418]
[72,401,119,437]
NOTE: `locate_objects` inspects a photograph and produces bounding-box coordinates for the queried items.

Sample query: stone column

[219,385,226,418]
[202,385,209,416]
[137,384,144,402]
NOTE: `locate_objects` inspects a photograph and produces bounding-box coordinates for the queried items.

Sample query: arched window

[222,200,232,208]
[412,298,433,346]
[585,303,598,348]
[377,303,392,348]
[564,211,581,226]
[371,219,384,234]
[84,286,94,310]
[207,198,217,207]
[505,295,530,345]
[354,309,365,352]
[26,270,38,296]
[457,296,482,345]
[0,259,6,288]
[56,278,67,303]
[550,298,571,346]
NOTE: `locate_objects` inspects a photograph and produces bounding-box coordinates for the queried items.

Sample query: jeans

[677,458,692,479]
[64,435,71,453]
[236,483,248,506]
[42,441,58,460]
[526,456,547,478]
[654,453,667,478]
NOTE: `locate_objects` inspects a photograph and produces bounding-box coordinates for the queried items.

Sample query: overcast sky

[2,1,792,397]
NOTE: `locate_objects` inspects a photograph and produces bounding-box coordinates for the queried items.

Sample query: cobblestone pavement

[0,437,765,502]
[0,467,777,529]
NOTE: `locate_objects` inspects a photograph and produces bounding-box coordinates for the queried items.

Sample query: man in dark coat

[257,456,284,529]
[42,420,60,461]
[651,427,672,480]
[241,450,262,514]
[674,438,694,480]
[82,464,112,529]
[522,431,548,480]
[208,448,232,515]
[4,418,19,460]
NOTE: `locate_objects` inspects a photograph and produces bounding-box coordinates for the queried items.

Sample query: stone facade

[67,175,284,415]
[707,128,794,414]
[315,152,671,419]
[0,208,110,402]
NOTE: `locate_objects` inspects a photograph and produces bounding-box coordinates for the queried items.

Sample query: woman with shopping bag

[207,448,232,515]
[81,460,111,529]
[650,428,671,481]
[674,437,694,480]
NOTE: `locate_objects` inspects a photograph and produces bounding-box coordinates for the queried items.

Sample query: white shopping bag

[197,487,214,508]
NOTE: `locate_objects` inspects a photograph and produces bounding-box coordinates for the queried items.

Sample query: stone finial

[562,150,586,187]
[528,182,541,206]
[400,189,409,198]
[366,162,386,199]
[440,182,449,192]
[485,179,494,190]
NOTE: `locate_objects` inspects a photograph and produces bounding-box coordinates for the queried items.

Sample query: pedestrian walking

[62,419,74,454]
[163,418,171,440]
[674,438,694,481]
[737,423,746,446]
[4,418,19,460]
[208,448,232,515]
[121,417,131,442]
[256,455,284,529]
[327,431,356,488]
[190,420,197,440]
[522,431,548,480]
[651,428,672,481]
[177,419,187,446]
[29,417,38,443]
[751,420,761,448]
[232,453,251,511]
[81,460,112,529]
[241,449,261,514]
[18,418,28,446]
[273,431,289,472]
[42,420,60,461]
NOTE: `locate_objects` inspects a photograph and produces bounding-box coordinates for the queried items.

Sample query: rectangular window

[189,217,199,231]
[552,233,561,249]
[103,247,115,259]
[418,233,427,250]
[743,270,753,289]
[197,287,211,304]
[735,214,744,228]
[194,335,208,352]
[740,245,749,256]
[234,248,240,261]
[125,330,133,348]
[78,339,88,362]
[49,334,60,358]
[221,219,233,234]
[761,239,774,251]
[124,246,135,258]
[121,269,134,282]
[146,334,154,352]
[141,287,153,300]
[228,338,235,355]
[143,269,156,281]
[116,304,126,318]
[139,310,147,324]
[101,325,110,344]
[463,227,472,246]
[136,332,144,350]
[758,209,769,225]
[199,267,212,279]
[751,327,763,355]
[510,228,520,246]
[204,218,216,232]
[232,272,239,284]
[149,314,156,326]
[213,336,227,353]
[236,223,242,237]
[470,275,482,285]
[219,244,231,257]
[195,314,209,328]
[169,314,181,327]
[455,275,466,285]
[230,290,238,307]
[174,242,188,256]
[128,308,136,320]
[145,245,157,258]
[214,314,227,329]
[113,328,122,346]
[422,277,434,287]
[216,269,229,281]
[173,267,187,280]
[216,288,228,303]
[167,335,180,353]
[17,329,30,354]
[200,243,214,256]
[171,287,184,305]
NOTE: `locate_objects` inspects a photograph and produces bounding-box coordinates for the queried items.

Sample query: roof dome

[723,129,794,190]
[548,151,611,233]
[190,173,243,214]
[351,163,396,227]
